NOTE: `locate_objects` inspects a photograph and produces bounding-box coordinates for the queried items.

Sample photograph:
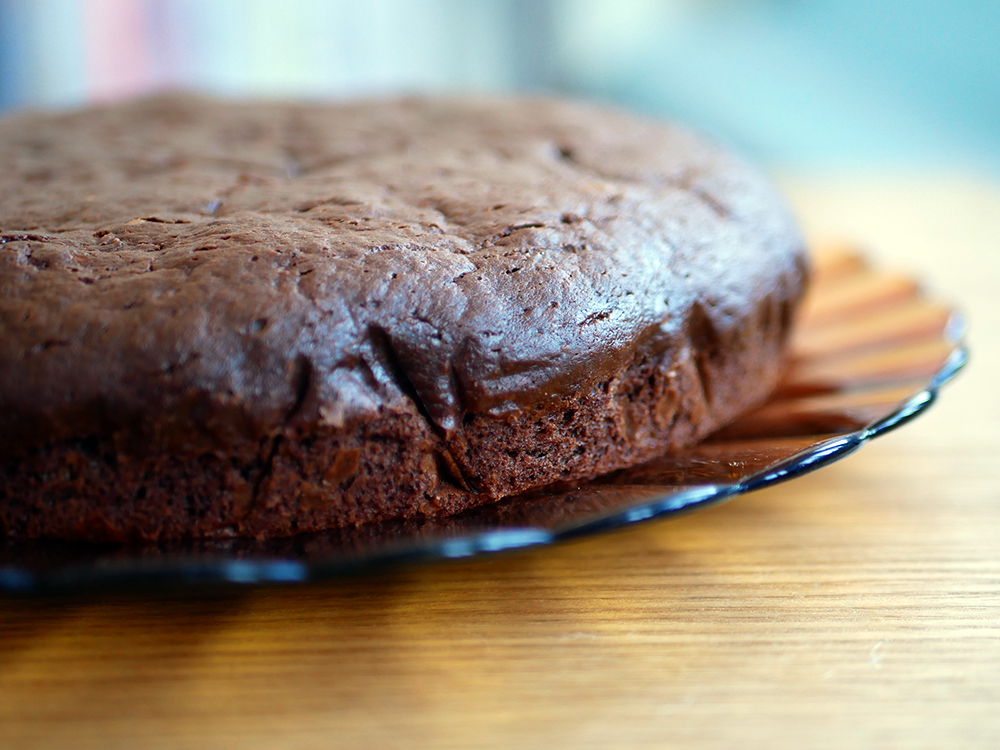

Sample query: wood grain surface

[2,176,998,750]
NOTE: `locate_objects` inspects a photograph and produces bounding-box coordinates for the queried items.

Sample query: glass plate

[0,245,966,592]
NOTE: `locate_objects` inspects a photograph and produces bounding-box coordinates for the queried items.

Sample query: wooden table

[2,176,998,749]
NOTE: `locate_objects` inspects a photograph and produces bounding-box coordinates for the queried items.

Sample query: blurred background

[0,0,998,176]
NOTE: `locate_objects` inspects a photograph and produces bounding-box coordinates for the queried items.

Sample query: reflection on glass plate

[0,245,966,592]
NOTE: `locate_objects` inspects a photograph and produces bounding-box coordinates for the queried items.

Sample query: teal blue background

[1,0,997,174]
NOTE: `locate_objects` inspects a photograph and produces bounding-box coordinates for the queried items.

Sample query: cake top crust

[0,95,805,451]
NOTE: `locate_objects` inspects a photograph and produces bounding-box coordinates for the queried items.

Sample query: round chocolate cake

[0,95,806,541]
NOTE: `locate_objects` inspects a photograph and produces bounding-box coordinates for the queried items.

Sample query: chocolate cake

[0,95,807,541]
